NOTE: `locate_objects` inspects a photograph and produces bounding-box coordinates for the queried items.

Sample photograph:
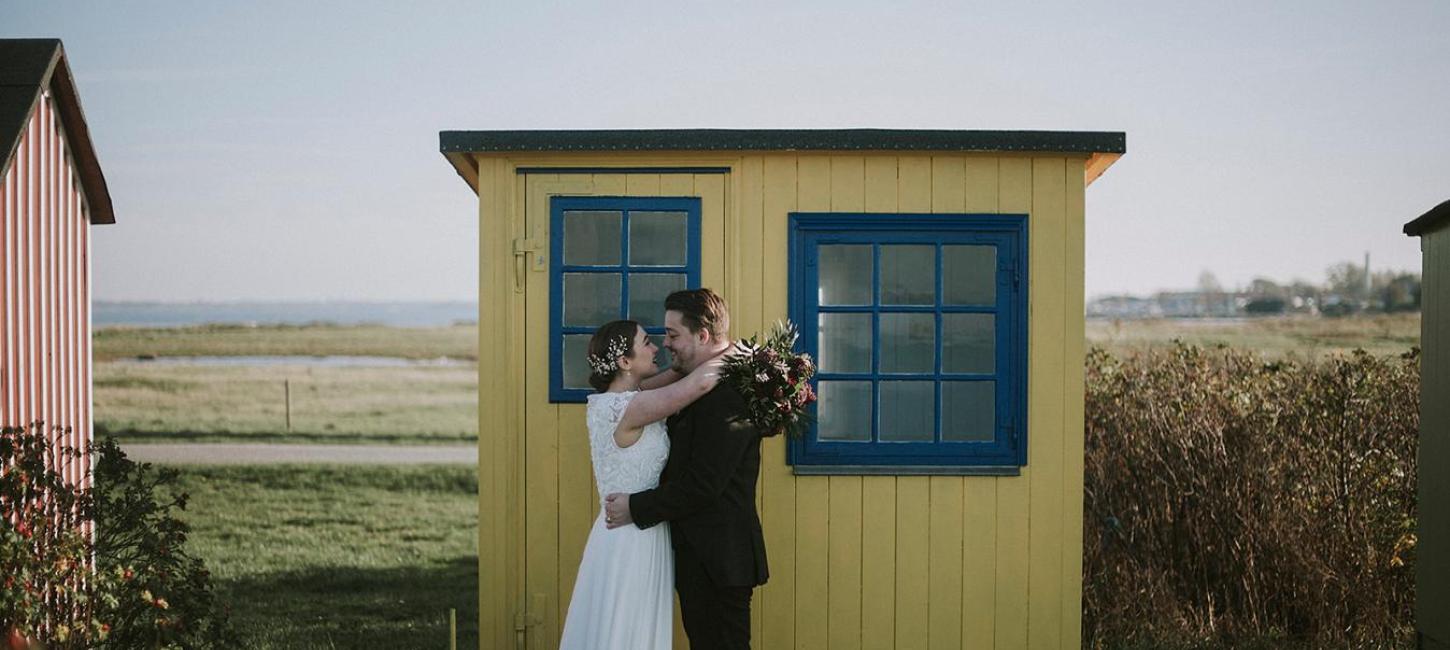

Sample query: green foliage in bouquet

[720,321,817,438]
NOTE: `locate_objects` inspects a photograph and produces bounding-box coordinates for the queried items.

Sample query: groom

[604,288,768,650]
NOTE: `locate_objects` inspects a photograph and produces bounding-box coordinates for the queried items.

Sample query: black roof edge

[1404,199,1450,237]
[439,129,1126,155]
[0,39,115,225]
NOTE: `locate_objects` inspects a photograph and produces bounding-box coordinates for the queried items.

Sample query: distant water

[94,301,478,328]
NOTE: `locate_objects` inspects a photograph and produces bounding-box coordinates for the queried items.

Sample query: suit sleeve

[629,390,756,529]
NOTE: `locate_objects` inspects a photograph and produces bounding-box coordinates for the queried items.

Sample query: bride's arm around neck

[613,356,725,448]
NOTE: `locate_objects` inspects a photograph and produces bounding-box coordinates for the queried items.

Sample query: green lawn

[95,364,477,445]
[170,464,478,649]
[95,323,478,362]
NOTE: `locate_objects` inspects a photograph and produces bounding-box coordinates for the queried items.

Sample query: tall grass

[94,323,478,362]
[94,364,478,445]
[1083,343,1418,648]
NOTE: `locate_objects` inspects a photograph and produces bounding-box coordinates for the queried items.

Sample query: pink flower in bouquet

[794,384,816,407]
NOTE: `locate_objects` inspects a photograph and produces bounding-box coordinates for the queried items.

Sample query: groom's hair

[664,288,729,338]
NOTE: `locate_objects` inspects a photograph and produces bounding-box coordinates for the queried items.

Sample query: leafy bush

[1083,343,1418,648]
[2,423,114,647]
[1,425,236,648]
[93,437,239,648]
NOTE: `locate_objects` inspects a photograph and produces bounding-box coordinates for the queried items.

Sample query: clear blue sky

[4,1,1446,302]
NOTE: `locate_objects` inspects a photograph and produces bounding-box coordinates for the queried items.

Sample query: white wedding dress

[558,391,674,650]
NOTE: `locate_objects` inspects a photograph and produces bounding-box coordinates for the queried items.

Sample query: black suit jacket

[630,383,769,588]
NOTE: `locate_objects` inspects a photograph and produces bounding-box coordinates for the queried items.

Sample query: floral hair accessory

[587,335,632,375]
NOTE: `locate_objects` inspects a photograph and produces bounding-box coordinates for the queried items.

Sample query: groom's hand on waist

[604,493,633,529]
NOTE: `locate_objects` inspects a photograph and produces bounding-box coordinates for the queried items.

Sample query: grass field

[94,323,478,362]
[105,316,1416,648]
[169,464,478,649]
[96,363,477,445]
[95,315,1415,364]
[1085,312,1419,358]
[92,316,1417,445]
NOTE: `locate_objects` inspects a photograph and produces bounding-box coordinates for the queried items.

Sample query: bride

[558,319,724,650]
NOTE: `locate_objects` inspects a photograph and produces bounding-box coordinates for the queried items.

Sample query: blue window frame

[788,213,1028,474]
[549,196,702,403]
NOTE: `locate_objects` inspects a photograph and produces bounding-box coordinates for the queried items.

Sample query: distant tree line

[1090,260,1419,319]
[1232,261,1420,316]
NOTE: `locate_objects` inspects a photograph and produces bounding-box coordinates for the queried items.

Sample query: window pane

[879,381,933,441]
[563,211,622,265]
[880,312,934,373]
[628,274,686,328]
[818,313,871,373]
[818,245,872,306]
[943,245,996,305]
[942,313,995,374]
[563,335,594,389]
[881,245,935,305]
[942,381,994,441]
[817,381,872,441]
[629,211,688,266]
[563,273,620,326]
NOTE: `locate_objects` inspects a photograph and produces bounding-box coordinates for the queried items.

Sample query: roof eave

[1404,199,1450,237]
[443,152,479,194]
[439,128,1126,157]
[438,128,1127,192]
[0,39,115,225]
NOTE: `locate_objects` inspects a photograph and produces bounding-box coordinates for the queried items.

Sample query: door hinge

[513,237,546,267]
[512,238,546,292]
[514,593,546,650]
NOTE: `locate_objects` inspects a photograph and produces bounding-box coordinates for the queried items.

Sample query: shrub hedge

[1083,343,1418,648]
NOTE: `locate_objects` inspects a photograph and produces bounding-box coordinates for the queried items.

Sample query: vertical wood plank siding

[760,155,798,650]
[826,155,864,650]
[1421,227,1449,647]
[0,90,94,496]
[482,152,1089,649]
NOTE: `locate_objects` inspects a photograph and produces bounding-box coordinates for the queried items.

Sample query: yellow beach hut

[440,129,1125,650]
[1404,199,1449,650]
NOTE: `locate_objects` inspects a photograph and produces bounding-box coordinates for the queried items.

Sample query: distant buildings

[1087,284,1415,319]
[1088,291,1243,319]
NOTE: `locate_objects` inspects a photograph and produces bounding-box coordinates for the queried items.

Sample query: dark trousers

[675,540,753,650]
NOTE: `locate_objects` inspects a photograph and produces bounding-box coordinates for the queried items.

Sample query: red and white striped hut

[0,38,115,490]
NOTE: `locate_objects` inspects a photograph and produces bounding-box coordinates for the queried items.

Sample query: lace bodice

[585,391,670,501]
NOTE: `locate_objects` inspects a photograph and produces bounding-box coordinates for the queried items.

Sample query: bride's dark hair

[587,320,641,392]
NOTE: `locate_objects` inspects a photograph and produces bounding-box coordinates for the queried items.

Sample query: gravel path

[121,443,476,465]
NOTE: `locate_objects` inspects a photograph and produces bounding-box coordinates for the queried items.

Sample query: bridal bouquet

[720,321,817,438]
